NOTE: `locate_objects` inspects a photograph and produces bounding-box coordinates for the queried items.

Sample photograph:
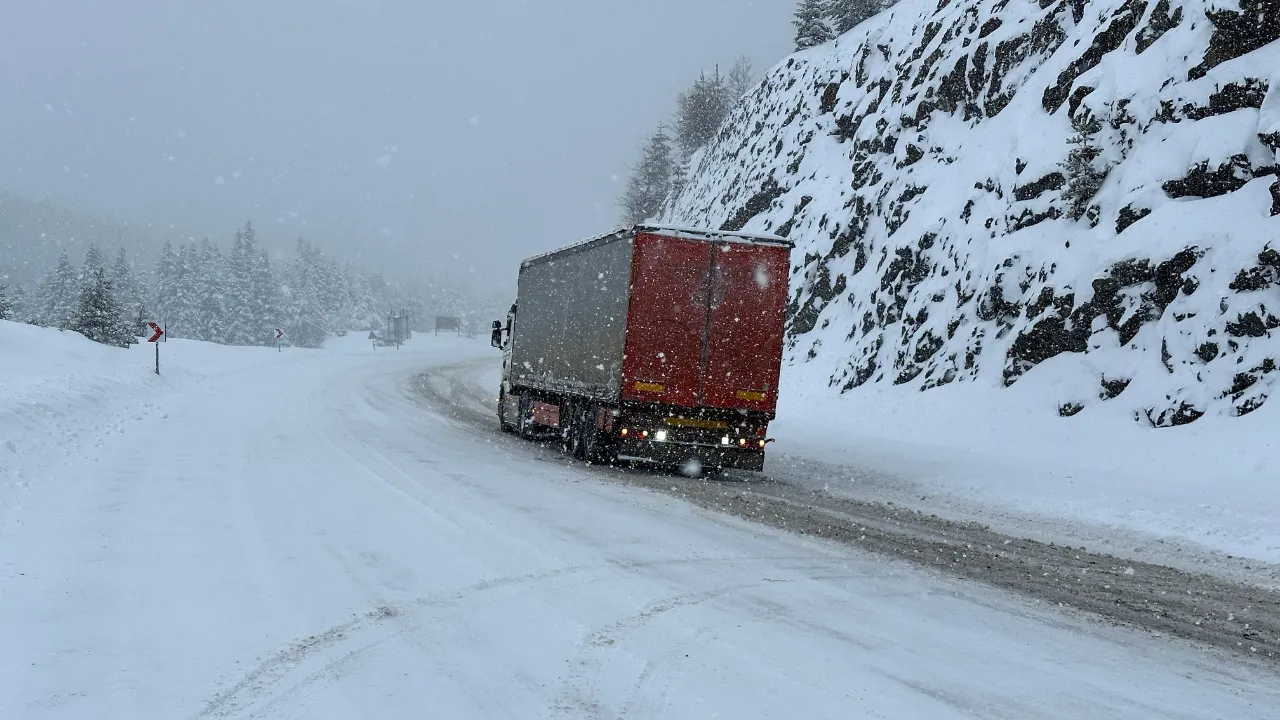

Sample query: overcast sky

[0,0,792,291]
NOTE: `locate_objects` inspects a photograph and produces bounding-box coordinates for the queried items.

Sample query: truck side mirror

[490,320,503,349]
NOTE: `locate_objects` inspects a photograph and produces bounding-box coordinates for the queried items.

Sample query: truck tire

[565,401,587,460]
[498,389,515,433]
[581,407,605,464]
[517,393,536,440]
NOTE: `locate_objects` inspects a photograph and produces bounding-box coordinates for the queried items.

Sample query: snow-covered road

[2,335,1277,719]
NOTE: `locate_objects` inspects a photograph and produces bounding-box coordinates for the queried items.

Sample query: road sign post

[147,322,165,374]
[275,328,284,352]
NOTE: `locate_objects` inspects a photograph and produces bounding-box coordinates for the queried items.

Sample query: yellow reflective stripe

[634,381,665,393]
[663,417,729,429]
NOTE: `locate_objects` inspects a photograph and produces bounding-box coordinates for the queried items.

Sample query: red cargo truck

[490,225,793,472]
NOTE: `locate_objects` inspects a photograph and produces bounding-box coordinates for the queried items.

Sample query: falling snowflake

[754,263,769,289]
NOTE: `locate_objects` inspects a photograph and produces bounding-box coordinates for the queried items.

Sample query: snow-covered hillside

[666,0,1280,424]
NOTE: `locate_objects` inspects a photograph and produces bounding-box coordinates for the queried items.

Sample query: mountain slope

[665,0,1280,424]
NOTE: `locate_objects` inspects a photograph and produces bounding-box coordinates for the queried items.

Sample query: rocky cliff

[664,0,1280,424]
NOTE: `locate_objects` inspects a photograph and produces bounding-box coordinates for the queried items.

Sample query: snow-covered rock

[665,0,1280,424]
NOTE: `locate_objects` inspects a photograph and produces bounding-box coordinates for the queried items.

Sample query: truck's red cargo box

[507,225,793,416]
[621,232,789,414]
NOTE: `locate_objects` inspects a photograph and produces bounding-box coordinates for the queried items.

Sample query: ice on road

[1,335,1276,719]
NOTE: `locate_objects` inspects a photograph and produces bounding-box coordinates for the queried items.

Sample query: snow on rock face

[664,0,1280,425]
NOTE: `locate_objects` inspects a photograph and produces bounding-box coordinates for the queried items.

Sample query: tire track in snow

[192,563,648,719]
[190,606,398,719]
[551,586,755,719]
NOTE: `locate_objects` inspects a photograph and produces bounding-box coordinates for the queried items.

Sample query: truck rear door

[621,233,711,408]
[702,243,790,413]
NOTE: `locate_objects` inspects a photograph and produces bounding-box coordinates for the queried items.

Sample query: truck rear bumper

[615,440,765,472]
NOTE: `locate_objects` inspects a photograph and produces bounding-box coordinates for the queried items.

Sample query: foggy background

[0,0,792,293]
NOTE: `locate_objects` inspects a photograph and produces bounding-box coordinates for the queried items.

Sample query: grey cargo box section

[509,229,634,401]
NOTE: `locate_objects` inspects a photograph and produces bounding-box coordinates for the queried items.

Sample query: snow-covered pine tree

[223,223,259,345]
[0,282,11,321]
[11,284,32,323]
[81,245,106,290]
[1062,111,1109,222]
[828,0,885,35]
[726,56,756,99]
[620,126,675,225]
[317,256,347,330]
[69,266,132,347]
[195,238,228,342]
[110,247,143,335]
[675,70,731,159]
[354,271,384,330]
[251,246,282,343]
[37,251,79,329]
[794,0,834,49]
[667,157,689,212]
[223,221,280,346]
[285,237,327,348]
[152,239,180,327]
[341,262,376,330]
[171,242,201,339]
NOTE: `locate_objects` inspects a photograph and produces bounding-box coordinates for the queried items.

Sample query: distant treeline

[1,219,498,349]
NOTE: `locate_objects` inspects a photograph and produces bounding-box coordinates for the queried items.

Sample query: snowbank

[774,354,1280,569]
[0,322,474,522]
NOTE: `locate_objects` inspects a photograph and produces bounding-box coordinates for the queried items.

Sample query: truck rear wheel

[560,400,602,462]
[581,410,608,464]
[564,401,587,460]
[517,394,536,440]
[498,389,515,433]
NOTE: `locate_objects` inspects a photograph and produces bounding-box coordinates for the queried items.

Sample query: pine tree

[828,0,885,35]
[110,247,143,335]
[152,239,180,326]
[620,126,675,225]
[795,0,834,49]
[0,283,11,321]
[675,70,731,159]
[726,56,756,98]
[12,284,32,323]
[171,242,201,339]
[1061,111,1109,222]
[223,224,257,345]
[668,158,689,213]
[81,245,106,291]
[285,237,328,348]
[251,246,281,343]
[69,266,132,347]
[222,221,279,346]
[37,251,79,328]
[194,238,228,342]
